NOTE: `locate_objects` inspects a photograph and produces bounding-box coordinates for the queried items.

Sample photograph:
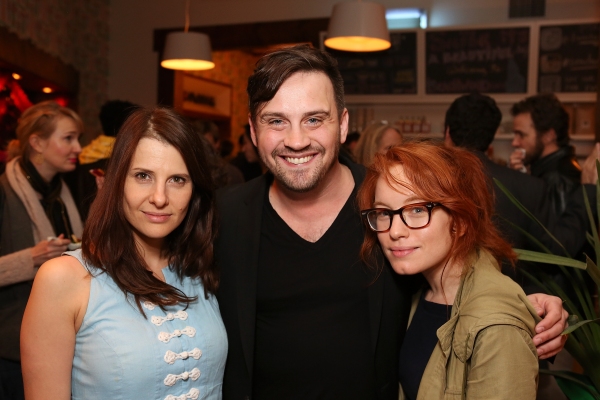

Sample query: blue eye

[376,209,392,219]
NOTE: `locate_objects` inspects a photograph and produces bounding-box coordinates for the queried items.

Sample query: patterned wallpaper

[0,0,109,142]
[191,50,260,147]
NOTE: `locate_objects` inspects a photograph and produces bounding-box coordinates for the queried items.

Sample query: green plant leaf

[550,263,598,323]
[587,231,595,248]
[583,183,600,266]
[554,376,600,400]
[495,173,600,395]
[563,318,600,335]
[519,270,593,343]
[546,370,600,400]
[586,255,600,288]
[514,249,587,269]
[500,217,553,254]
[494,179,568,254]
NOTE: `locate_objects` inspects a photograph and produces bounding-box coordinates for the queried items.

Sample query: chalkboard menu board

[538,23,599,93]
[426,27,530,94]
[327,32,417,95]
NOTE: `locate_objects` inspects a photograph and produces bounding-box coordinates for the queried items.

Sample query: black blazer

[215,159,411,400]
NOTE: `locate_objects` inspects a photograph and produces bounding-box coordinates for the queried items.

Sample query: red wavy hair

[357,141,516,274]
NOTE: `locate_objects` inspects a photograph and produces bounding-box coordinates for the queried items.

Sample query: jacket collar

[530,146,575,177]
[436,250,538,362]
[436,252,479,359]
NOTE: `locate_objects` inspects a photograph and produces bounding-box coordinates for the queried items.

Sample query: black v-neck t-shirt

[253,182,376,399]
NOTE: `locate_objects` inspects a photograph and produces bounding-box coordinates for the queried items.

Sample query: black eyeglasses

[361,202,441,232]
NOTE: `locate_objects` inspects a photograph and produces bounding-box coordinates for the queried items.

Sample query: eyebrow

[259,109,331,121]
[373,195,424,208]
[129,167,191,178]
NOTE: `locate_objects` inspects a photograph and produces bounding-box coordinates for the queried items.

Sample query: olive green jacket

[401,250,539,400]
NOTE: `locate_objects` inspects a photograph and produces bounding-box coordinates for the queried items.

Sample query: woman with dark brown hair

[358,142,539,399]
[21,107,227,399]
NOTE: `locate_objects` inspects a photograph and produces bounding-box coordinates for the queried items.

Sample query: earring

[32,152,44,165]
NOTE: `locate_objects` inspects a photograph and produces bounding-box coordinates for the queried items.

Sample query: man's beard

[262,140,341,193]
[524,136,545,165]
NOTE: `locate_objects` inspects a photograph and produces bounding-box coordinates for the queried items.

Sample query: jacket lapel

[347,158,384,355]
[236,176,268,378]
[367,264,384,354]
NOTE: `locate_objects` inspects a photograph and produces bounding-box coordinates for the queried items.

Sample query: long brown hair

[82,107,218,313]
[357,141,516,274]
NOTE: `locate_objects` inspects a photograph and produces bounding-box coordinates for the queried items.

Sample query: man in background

[444,93,550,256]
[70,99,137,220]
[190,119,244,186]
[229,124,263,181]
[509,93,581,215]
[445,92,595,259]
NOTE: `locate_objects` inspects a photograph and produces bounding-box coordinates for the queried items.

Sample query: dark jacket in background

[475,151,595,294]
[229,153,263,182]
[531,146,581,215]
[0,174,35,362]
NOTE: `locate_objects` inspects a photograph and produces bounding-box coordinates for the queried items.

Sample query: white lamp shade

[325,1,391,52]
[161,31,215,71]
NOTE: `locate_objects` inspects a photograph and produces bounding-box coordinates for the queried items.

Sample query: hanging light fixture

[325,0,391,52]
[161,0,215,71]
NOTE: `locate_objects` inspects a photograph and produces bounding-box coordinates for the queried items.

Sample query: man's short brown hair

[247,44,345,124]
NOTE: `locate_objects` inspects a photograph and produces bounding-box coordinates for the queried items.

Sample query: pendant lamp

[161,0,215,71]
[325,1,391,52]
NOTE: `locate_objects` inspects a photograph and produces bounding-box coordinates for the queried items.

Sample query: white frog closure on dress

[68,249,228,400]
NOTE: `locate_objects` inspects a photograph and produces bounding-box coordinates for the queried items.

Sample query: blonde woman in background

[0,101,83,400]
[354,121,403,166]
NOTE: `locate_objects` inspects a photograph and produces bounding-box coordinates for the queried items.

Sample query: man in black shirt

[215,46,568,400]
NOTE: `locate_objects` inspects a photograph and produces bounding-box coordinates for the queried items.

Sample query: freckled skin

[374,166,454,286]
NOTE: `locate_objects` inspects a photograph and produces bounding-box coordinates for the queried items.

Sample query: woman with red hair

[358,141,539,399]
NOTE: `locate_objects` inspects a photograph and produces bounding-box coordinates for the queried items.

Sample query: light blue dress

[68,250,228,400]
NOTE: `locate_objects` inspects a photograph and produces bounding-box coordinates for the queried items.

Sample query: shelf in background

[494,133,595,141]
[345,92,597,106]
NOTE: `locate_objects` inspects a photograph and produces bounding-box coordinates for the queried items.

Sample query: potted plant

[495,177,600,399]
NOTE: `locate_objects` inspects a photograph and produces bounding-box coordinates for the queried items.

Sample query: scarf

[18,157,74,239]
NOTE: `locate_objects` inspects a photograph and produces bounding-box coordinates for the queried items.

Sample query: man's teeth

[285,156,313,165]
